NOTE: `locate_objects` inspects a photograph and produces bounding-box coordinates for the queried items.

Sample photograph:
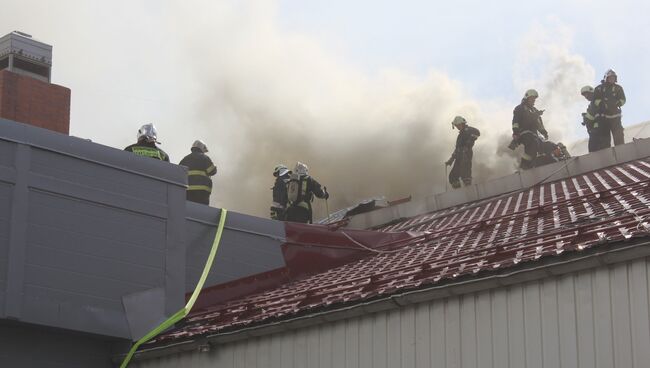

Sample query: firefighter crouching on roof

[285,162,328,224]
[511,89,548,170]
[124,123,169,162]
[445,116,480,189]
[270,164,291,220]
[580,85,610,152]
[179,140,217,205]
[594,69,626,146]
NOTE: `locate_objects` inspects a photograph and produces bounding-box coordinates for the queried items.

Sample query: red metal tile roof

[153,158,650,345]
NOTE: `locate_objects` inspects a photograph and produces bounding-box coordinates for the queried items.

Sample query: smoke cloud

[171,5,594,218]
[0,2,597,219]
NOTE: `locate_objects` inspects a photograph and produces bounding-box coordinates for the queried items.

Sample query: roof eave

[123,236,650,363]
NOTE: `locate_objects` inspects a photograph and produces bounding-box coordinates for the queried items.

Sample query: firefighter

[445,116,480,189]
[179,140,217,205]
[124,123,169,162]
[270,164,291,220]
[580,85,609,152]
[512,89,548,170]
[285,162,328,224]
[594,69,626,146]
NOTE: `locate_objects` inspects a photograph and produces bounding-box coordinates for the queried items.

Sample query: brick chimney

[0,31,70,134]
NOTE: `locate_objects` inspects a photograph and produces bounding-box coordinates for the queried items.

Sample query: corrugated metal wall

[134,257,650,368]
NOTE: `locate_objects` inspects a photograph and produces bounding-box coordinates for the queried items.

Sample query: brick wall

[0,70,70,134]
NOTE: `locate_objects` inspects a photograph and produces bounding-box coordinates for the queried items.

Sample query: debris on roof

[316,195,412,225]
[148,157,650,346]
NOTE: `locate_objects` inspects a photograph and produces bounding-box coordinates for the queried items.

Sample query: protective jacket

[594,83,626,119]
[512,100,547,137]
[270,175,289,220]
[179,147,217,199]
[124,141,169,162]
[285,175,327,223]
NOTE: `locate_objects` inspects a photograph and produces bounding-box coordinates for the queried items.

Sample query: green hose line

[120,208,228,368]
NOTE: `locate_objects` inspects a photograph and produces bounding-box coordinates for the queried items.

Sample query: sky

[1,0,648,218]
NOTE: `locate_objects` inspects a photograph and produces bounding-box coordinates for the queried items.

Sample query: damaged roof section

[148,156,650,347]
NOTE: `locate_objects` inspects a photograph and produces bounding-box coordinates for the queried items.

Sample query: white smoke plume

[0,2,597,219]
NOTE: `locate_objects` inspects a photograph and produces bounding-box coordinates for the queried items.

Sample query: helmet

[192,140,208,153]
[580,85,594,94]
[604,69,617,82]
[451,116,467,129]
[524,89,539,99]
[294,162,309,176]
[137,123,158,143]
[273,164,289,177]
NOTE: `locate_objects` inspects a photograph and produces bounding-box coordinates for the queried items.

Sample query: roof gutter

[121,237,650,363]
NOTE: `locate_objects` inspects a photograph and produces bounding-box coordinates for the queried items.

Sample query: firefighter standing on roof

[594,69,626,146]
[179,140,217,205]
[445,116,480,189]
[580,85,609,152]
[124,123,169,162]
[512,89,548,170]
[285,162,328,224]
[270,164,291,220]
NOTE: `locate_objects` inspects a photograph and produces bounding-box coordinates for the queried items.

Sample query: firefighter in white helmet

[270,164,291,220]
[580,85,609,152]
[593,69,626,146]
[124,123,169,162]
[511,89,548,170]
[179,140,217,205]
[445,116,480,189]
[285,162,328,224]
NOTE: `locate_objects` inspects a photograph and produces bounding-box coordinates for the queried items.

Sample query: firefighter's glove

[541,130,549,140]
[445,158,454,166]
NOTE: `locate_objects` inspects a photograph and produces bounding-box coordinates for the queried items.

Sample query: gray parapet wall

[0,118,287,343]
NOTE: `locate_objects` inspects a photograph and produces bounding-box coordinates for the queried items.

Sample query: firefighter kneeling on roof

[445,116,480,189]
[285,162,328,224]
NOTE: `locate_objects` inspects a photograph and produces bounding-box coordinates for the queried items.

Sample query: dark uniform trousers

[449,150,473,188]
[519,133,540,170]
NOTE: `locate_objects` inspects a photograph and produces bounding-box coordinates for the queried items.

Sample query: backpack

[287,173,305,205]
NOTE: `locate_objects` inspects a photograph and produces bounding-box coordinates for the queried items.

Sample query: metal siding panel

[491,289,509,368]
[414,303,431,368]
[575,272,596,368]
[611,263,633,368]
[460,294,477,368]
[306,326,320,368]
[445,297,461,368]
[523,282,543,368]
[475,291,493,368]
[593,266,615,368]
[345,318,360,368]
[372,312,388,368]
[401,306,416,368]
[257,335,272,368]
[281,331,295,368]
[507,286,526,368]
[430,299,446,366]
[540,279,561,368]
[387,308,401,368]
[270,334,283,368]
[245,338,258,368]
[332,320,346,368]
[294,329,308,368]
[359,315,373,368]
[319,320,333,368]
[629,259,650,367]
[234,340,247,368]
[557,274,579,368]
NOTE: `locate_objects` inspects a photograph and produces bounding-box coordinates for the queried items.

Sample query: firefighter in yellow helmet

[445,116,480,189]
